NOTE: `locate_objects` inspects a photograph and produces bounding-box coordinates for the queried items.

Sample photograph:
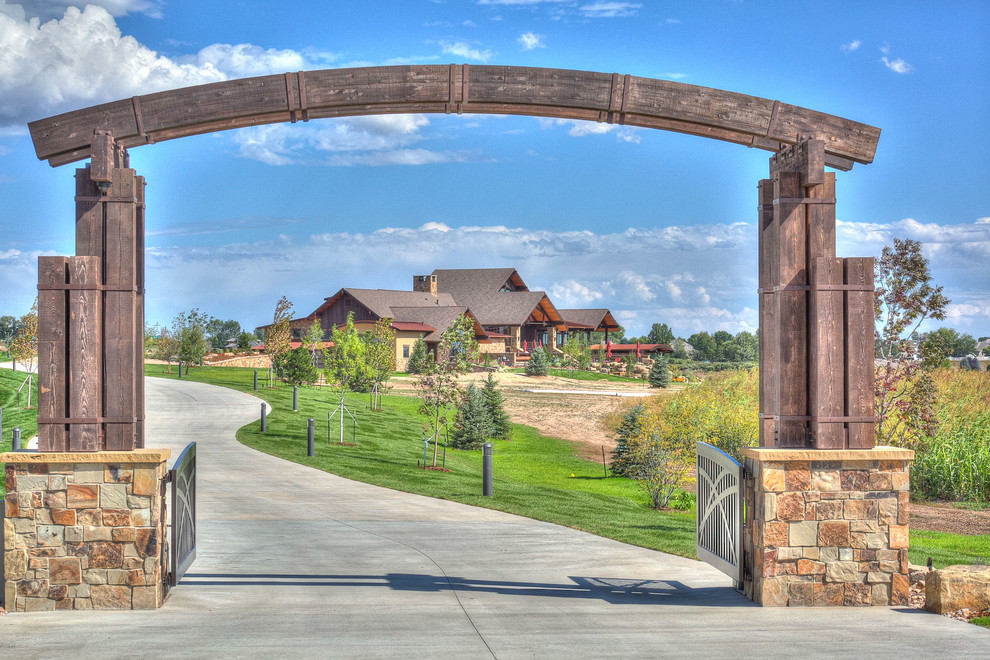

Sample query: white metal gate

[696,442,742,585]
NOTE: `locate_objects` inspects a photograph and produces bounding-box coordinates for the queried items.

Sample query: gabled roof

[313,288,457,318]
[432,268,529,298]
[559,309,621,332]
[389,306,488,343]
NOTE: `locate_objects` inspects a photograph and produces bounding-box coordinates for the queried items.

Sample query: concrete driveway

[1,377,988,658]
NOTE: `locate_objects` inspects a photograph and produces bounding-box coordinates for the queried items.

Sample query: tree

[172,309,209,368]
[525,346,549,376]
[365,317,396,409]
[648,355,671,388]
[874,238,949,448]
[629,413,694,509]
[562,334,591,371]
[406,336,430,374]
[672,338,689,360]
[609,403,643,477]
[266,296,293,380]
[417,313,478,466]
[922,327,977,359]
[0,315,17,345]
[303,319,325,360]
[450,383,495,449]
[481,373,512,441]
[9,301,38,407]
[205,318,242,351]
[282,346,318,385]
[646,323,675,345]
[236,331,254,350]
[323,311,372,396]
[687,332,715,361]
[150,326,179,373]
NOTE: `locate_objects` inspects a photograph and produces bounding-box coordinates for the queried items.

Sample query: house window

[403,345,410,358]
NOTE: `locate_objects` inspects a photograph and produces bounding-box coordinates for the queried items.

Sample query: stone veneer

[2,449,170,612]
[740,447,914,607]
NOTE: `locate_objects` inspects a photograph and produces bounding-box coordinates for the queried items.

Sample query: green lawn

[147,364,698,557]
[1,368,40,499]
[4,363,988,569]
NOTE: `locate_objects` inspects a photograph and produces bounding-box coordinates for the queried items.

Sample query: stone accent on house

[741,447,914,607]
[2,449,169,612]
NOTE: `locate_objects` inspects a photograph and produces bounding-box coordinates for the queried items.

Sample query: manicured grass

[908,529,990,568]
[504,367,646,384]
[971,616,990,629]
[147,364,697,558]
[1,368,40,499]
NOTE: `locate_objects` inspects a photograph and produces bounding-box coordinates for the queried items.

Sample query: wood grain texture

[845,258,876,449]
[774,171,808,448]
[68,256,102,452]
[757,179,777,447]
[29,65,880,169]
[37,256,68,451]
[134,174,146,449]
[809,257,845,449]
[103,167,137,451]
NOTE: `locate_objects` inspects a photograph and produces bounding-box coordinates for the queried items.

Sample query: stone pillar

[2,449,169,612]
[741,447,914,606]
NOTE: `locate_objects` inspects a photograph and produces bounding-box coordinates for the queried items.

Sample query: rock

[925,564,990,614]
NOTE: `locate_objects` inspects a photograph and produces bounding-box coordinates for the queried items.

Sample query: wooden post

[757,179,777,447]
[773,169,808,447]
[37,257,69,451]
[68,256,102,451]
[845,258,875,448]
[809,257,845,448]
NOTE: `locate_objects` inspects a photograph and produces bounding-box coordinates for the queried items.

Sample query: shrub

[282,346,318,386]
[407,337,430,374]
[451,384,494,449]
[610,403,642,477]
[648,355,671,388]
[525,346,549,376]
[482,374,512,441]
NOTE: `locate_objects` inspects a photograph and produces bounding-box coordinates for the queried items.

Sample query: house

[265,267,623,370]
[428,269,568,354]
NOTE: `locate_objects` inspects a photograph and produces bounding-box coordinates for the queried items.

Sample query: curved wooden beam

[28,65,879,170]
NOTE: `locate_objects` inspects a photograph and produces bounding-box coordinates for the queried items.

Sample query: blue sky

[1,0,987,339]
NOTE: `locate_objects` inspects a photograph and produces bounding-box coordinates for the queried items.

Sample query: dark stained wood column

[36,130,145,451]
[759,136,876,449]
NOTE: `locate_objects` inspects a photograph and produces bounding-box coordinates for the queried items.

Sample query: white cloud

[881,56,914,74]
[540,118,642,143]
[477,0,568,5]
[439,39,493,62]
[579,2,642,18]
[660,72,688,80]
[550,279,603,306]
[229,115,482,167]
[841,40,861,52]
[517,32,545,50]
[0,2,334,129]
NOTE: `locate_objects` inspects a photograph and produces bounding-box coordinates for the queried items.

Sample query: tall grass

[910,370,990,502]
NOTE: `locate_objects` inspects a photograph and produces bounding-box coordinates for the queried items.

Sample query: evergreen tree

[407,336,430,374]
[451,384,494,449]
[610,403,643,477]
[648,355,671,388]
[482,373,512,441]
[525,346,549,376]
[282,346,318,385]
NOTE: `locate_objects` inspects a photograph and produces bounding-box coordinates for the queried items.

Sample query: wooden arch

[27,65,881,454]
[29,64,879,170]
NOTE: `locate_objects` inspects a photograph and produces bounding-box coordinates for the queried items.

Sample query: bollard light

[293,386,298,412]
[261,402,267,432]
[253,369,258,391]
[12,427,22,452]
[483,443,493,497]
[307,418,315,457]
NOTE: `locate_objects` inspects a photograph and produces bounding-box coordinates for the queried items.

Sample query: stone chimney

[413,274,437,297]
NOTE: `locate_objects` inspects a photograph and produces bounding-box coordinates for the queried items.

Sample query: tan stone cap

[0,448,171,464]
[740,446,914,462]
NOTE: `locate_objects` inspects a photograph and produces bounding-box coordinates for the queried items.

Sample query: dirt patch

[910,502,990,536]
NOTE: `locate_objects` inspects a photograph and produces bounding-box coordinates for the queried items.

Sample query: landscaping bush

[648,355,671,388]
[525,346,549,376]
[450,383,495,449]
[609,403,642,477]
[482,374,512,441]
[406,337,430,374]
